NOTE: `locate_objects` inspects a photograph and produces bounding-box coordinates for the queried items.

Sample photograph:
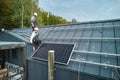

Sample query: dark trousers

[33,39,42,49]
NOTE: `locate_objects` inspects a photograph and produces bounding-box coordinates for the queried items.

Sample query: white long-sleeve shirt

[30,31,38,43]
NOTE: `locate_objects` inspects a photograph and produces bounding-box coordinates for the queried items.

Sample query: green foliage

[72,18,77,23]
[0,0,68,30]
[47,12,67,25]
[0,0,15,29]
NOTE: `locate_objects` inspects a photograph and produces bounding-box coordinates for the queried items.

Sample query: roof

[1,18,120,80]
[0,42,26,50]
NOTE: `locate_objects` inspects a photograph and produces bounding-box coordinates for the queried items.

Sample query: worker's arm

[30,32,36,44]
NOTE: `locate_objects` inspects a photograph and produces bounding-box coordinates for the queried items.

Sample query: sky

[38,0,120,22]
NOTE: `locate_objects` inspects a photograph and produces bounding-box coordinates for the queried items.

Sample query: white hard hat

[34,12,37,16]
[34,27,39,31]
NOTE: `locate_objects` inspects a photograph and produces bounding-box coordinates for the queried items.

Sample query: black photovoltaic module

[32,43,74,65]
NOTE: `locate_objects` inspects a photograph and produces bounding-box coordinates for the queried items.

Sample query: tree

[72,18,77,23]
[0,0,15,29]
[0,0,68,30]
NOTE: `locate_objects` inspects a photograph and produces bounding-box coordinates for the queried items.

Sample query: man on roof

[30,27,42,50]
[31,12,37,31]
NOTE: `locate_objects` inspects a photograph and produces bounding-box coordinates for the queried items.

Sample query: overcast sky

[38,0,120,22]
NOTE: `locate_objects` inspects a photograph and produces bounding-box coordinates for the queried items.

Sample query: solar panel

[32,43,74,65]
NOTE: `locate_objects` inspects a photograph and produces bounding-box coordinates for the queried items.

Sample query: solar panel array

[32,43,74,65]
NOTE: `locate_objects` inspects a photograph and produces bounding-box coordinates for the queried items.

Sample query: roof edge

[39,18,120,28]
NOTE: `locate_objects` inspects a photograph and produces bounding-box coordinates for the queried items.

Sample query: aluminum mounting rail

[49,25,120,31]
[70,59,120,69]
[73,50,120,57]
[42,37,120,40]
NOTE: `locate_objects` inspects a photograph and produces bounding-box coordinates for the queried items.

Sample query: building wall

[0,31,33,58]
[0,32,22,66]
[27,59,113,80]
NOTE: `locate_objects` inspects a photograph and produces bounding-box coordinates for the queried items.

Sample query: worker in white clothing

[30,27,42,50]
